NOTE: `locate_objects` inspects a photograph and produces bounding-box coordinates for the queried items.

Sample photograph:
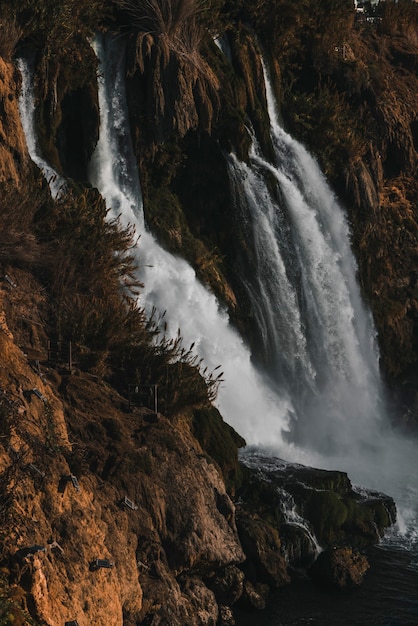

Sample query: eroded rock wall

[0,275,247,625]
[0,57,31,185]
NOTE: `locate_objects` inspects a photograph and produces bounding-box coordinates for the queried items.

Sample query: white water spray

[17,56,66,199]
[88,34,294,445]
[88,36,418,523]
[227,119,384,458]
[228,61,418,527]
[17,34,417,539]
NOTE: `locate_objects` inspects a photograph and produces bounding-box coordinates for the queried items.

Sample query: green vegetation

[305,490,393,545]
[0,177,221,413]
[35,187,142,356]
[305,491,348,543]
[282,82,367,178]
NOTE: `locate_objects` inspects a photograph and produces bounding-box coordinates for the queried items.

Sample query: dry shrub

[0,181,44,267]
[120,0,205,51]
[122,0,219,86]
[35,187,144,355]
[113,312,224,415]
[3,0,110,47]
[379,0,418,42]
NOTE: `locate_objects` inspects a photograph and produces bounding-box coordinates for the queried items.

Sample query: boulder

[236,510,290,588]
[308,547,370,588]
[204,565,245,606]
[239,453,396,549]
[236,580,269,611]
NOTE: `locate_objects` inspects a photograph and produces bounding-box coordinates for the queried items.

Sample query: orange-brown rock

[0,57,30,185]
[308,547,370,589]
[0,271,246,625]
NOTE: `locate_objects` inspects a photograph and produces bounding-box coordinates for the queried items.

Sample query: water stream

[18,33,418,625]
[87,34,294,445]
[17,55,66,200]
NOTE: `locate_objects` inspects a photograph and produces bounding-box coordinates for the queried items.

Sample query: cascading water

[227,66,418,619]
[17,30,418,624]
[18,32,417,524]
[227,60,418,522]
[228,65,385,459]
[87,34,293,445]
[227,124,386,457]
[88,32,417,542]
[16,55,66,199]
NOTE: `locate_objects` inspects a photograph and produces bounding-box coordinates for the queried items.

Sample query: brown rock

[0,58,31,185]
[236,510,290,588]
[308,547,370,588]
[238,580,270,611]
[204,564,245,606]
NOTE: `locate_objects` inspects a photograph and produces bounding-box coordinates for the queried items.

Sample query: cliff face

[0,57,30,185]
[0,1,416,624]
[0,279,394,623]
[0,274,247,625]
[339,29,418,390]
[123,3,418,420]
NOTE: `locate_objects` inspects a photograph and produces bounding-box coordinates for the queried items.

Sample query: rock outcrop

[0,269,395,625]
[0,277,246,625]
[239,453,396,556]
[309,547,370,589]
[0,57,30,185]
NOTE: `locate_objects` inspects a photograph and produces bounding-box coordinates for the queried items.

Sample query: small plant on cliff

[119,0,205,53]
[0,183,44,267]
[114,312,224,415]
[34,187,144,367]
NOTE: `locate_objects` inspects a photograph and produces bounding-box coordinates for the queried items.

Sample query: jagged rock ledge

[237,451,396,590]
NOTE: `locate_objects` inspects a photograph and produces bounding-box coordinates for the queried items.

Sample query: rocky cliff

[0,277,395,624]
[0,0,416,624]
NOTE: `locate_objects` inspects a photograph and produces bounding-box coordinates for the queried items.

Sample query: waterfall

[88,34,294,444]
[227,61,418,527]
[17,34,417,534]
[17,56,66,199]
[86,36,418,521]
[227,81,384,457]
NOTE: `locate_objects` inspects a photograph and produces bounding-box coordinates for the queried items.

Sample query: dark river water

[235,530,418,626]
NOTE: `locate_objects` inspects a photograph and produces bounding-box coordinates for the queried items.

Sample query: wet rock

[279,522,318,567]
[237,580,269,611]
[239,453,396,549]
[204,565,245,606]
[236,510,290,588]
[308,547,370,588]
